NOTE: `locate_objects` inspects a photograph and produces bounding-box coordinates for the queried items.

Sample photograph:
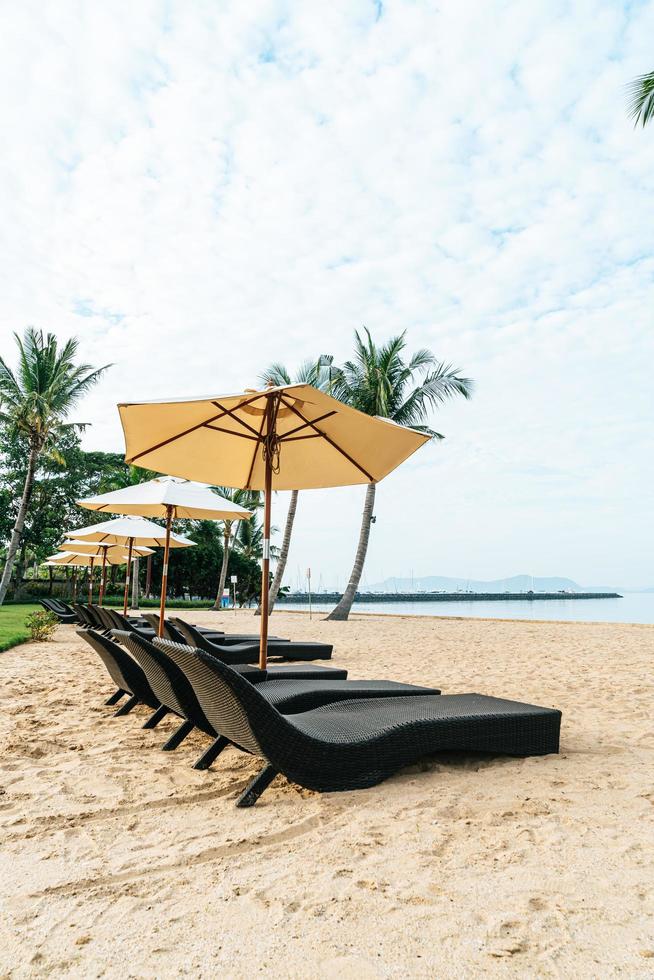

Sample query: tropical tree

[0,329,109,605]
[211,488,260,609]
[256,357,331,614]
[325,328,474,621]
[628,71,654,127]
[235,511,280,562]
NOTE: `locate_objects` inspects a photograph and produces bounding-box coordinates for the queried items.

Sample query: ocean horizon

[277,592,654,625]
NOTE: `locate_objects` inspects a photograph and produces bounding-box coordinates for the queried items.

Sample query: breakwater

[279,591,622,603]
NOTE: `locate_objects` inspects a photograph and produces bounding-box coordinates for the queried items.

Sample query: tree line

[0,327,473,619]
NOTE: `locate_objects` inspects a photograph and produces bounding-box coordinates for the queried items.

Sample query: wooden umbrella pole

[123,538,134,616]
[99,547,108,606]
[88,556,94,605]
[259,400,274,670]
[158,505,173,638]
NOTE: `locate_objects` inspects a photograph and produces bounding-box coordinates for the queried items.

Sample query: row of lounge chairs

[42,600,334,662]
[75,616,562,808]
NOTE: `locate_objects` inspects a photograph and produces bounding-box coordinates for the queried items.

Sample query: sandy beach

[1,610,653,978]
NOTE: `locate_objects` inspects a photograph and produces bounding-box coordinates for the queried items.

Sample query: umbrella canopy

[118,384,430,667]
[76,480,252,630]
[77,476,253,520]
[66,515,195,610]
[66,515,195,548]
[46,550,138,566]
[118,384,428,490]
[60,540,154,557]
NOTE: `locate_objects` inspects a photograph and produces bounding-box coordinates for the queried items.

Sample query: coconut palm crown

[0,328,109,604]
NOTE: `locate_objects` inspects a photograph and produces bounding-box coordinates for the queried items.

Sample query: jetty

[278,591,622,604]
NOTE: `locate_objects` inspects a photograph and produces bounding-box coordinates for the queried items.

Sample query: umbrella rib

[278,396,375,482]
[211,401,264,439]
[127,393,264,464]
[279,410,337,440]
[245,401,268,489]
[281,433,323,442]
[203,423,259,441]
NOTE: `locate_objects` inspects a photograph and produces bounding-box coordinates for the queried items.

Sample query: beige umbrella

[60,540,154,558]
[67,515,195,611]
[118,384,430,667]
[76,477,253,633]
[46,550,140,604]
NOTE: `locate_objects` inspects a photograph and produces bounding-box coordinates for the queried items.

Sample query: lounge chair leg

[142,705,170,729]
[192,735,229,771]
[236,764,278,808]
[161,719,194,751]
[105,689,125,706]
[113,695,140,717]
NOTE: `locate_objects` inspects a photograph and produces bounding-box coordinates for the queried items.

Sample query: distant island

[366,574,619,594]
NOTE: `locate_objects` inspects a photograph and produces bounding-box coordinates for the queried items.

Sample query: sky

[0,0,653,590]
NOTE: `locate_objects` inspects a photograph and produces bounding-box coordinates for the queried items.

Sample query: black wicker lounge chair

[170,620,331,662]
[171,617,286,646]
[185,653,562,806]
[166,616,280,646]
[154,637,348,683]
[77,629,160,717]
[40,598,78,624]
[117,632,225,757]
[104,608,157,640]
[149,637,439,771]
[140,613,193,645]
[73,603,96,629]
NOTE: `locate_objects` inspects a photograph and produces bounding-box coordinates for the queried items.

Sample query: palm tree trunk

[255,489,298,616]
[0,446,38,606]
[212,525,232,610]
[326,483,376,622]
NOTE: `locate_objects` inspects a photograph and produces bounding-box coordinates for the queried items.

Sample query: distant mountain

[367,574,618,594]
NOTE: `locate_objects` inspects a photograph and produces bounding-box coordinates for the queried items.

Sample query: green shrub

[24,610,59,642]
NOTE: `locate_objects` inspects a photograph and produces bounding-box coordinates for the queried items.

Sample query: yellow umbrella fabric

[118,384,430,667]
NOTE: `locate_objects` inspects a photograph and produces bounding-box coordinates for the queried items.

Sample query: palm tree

[211,488,260,609]
[235,511,280,562]
[256,357,331,615]
[628,72,654,127]
[0,329,109,605]
[325,328,474,621]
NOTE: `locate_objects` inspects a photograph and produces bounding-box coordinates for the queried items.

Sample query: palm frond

[628,71,654,127]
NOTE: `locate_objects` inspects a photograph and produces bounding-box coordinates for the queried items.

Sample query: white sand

[1,610,653,978]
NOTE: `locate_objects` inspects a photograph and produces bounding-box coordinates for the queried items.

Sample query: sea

[278,592,654,625]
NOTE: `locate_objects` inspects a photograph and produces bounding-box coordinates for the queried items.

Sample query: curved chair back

[78,629,158,707]
[193,651,287,756]
[115,631,213,733]
[169,618,208,649]
[140,613,161,633]
[153,639,263,720]
[153,639,271,754]
[87,605,110,630]
[73,603,94,627]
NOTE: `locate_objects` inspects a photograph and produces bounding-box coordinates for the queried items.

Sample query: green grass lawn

[0,603,41,652]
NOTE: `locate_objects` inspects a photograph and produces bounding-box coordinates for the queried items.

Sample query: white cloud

[0,0,652,587]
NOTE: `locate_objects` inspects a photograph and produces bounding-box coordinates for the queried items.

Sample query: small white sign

[230,575,238,583]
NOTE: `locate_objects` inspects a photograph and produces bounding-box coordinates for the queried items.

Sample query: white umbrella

[66,515,195,610]
[46,549,141,604]
[76,478,253,633]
